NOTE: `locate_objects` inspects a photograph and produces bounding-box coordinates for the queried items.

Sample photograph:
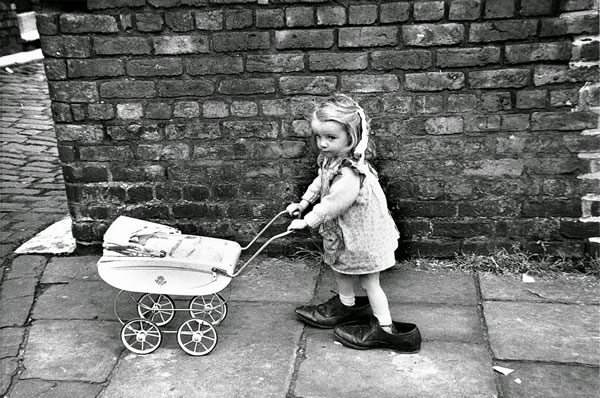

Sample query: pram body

[97,212,291,356]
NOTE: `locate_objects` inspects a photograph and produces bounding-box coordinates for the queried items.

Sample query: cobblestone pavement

[0,61,68,268]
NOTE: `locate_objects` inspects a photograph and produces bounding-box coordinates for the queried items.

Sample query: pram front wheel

[177,319,218,356]
[137,294,175,326]
[189,294,228,325]
[121,319,162,355]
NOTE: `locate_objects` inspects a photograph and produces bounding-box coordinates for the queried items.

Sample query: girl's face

[311,118,352,158]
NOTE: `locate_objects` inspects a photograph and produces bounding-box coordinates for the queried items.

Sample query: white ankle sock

[339,293,355,307]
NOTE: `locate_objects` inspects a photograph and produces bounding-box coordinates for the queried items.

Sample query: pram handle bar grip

[212,210,294,278]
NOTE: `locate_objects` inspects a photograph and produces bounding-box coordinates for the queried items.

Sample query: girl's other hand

[287,219,308,231]
[286,203,303,216]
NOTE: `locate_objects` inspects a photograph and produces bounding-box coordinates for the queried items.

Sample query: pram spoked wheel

[177,319,218,356]
[137,294,175,326]
[189,293,228,325]
[121,319,162,354]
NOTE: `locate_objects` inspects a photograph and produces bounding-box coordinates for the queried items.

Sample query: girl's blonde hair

[310,94,376,160]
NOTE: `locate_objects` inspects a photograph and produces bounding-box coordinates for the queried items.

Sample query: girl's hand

[286,203,303,217]
[287,219,308,231]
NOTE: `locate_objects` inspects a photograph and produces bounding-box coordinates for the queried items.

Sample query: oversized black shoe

[334,315,421,353]
[294,294,372,329]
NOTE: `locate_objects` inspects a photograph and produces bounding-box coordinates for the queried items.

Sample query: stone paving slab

[4,255,46,279]
[0,358,19,396]
[495,361,599,398]
[294,329,497,398]
[7,379,104,398]
[41,255,102,283]
[100,302,302,398]
[21,320,123,383]
[228,256,319,303]
[0,277,37,327]
[391,304,484,344]
[316,268,478,306]
[480,273,599,304]
[0,327,25,358]
[484,301,599,365]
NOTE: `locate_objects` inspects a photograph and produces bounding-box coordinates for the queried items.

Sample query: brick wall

[0,2,24,56]
[35,0,600,258]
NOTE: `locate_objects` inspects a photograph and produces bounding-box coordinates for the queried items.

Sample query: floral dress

[301,155,399,275]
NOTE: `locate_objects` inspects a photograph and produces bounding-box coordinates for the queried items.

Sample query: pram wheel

[137,294,175,326]
[121,319,162,355]
[189,294,228,325]
[177,319,218,356]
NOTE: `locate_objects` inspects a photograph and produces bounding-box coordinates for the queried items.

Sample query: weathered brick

[516,90,547,109]
[505,42,572,64]
[165,12,194,31]
[309,52,368,71]
[341,74,399,93]
[371,50,432,70]
[225,9,253,29]
[88,103,115,120]
[437,47,500,67]
[218,78,275,95]
[424,117,464,135]
[158,80,214,97]
[41,36,92,58]
[534,64,599,86]
[405,72,465,91]
[183,185,210,201]
[522,199,580,217]
[531,111,598,131]
[246,54,304,73]
[479,92,512,111]
[173,101,200,118]
[279,76,337,95]
[261,99,289,117]
[116,103,144,120]
[51,103,72,122]
[146,102,172,119]
[148,0,206,6]
[256,9,284,28]
[464,159,524,176]
[153,35,209,54]
[275,29,333,49]
[316,6,345,25]
[403,24,464,46]
[231,101,258,117]
[203,101,229,118]
[447,94,478,112]
[469,69,529,89]
[470,20,537,42]
[186,55,243,75]
[49,81,99,103]
[195,10,222,30]
[214,31,270,51]
[222,121,279,138]
[166,122,219,140]
[135,13,163,31]
[94,37,151,55]
[484,0,515,18]
[380,2,411,23]
[339,26,398,47]
[448,0,482,20]
[88,0,146,9]
[520,0,553,15]
[127,58,183,76]
[67,59,125,78]
[572,37,599,61]
[36,12,58,35]
[80,146,134,161]
[540,12,599,36]
[414,95,444,114]
[550,88,579,107]
[107,124,162,141]
[432,220,495,238]
[286,7,314,27]
[55,124,104,143]
[465,114,529,132]
[414,1,445,21]
[348,4,378,25]
[59,14,119,33]
[43,59,67,80]
[100,81,156,99]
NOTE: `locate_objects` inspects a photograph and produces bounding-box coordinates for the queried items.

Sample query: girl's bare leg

[360,272,394,332]
[334,271,356,306]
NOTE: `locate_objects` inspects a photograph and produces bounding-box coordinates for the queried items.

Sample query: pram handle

[213,210,294,278]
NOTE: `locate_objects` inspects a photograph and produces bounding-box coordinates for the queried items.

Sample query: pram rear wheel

[189,294,228,325]
[137,294,175,326]
[177,319,218,356]
[121,319,162,355]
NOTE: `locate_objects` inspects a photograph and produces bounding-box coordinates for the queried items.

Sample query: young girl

[286,94,421,352]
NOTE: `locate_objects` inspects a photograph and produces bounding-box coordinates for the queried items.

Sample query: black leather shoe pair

[334,315,421,353]
[294,294,372,329]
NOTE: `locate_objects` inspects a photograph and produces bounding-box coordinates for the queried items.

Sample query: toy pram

[97,211,292,356]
